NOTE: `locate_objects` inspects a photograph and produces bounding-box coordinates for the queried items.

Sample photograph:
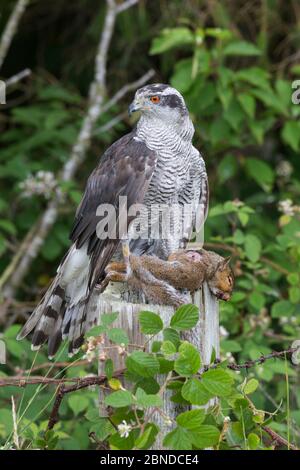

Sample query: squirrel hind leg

[141,279,189,309]
[98,269,128,292]
[105,261,127,274]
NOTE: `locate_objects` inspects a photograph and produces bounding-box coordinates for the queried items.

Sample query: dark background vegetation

[0,0,299,450]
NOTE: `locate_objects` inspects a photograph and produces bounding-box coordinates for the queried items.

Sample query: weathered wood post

[95,271,220,449]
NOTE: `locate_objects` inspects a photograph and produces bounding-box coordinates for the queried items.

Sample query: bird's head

[129,83,188,123]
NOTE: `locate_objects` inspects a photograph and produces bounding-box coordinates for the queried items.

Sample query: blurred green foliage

[0,0,300,450]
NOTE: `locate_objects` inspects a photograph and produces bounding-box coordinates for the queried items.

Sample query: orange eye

[150,95,160,103]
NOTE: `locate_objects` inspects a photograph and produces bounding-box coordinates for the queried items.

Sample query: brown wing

[70,131,157,290]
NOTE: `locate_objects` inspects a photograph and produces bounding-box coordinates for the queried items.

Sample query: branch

[0,0,30,70]
[226,347,299,371]
[47,368,125,430]
[94,111,127,135]
[199,346,300,373]
[0,376,85,387]
[101,68,155,114]
[116,0,139,13]
[262,425,298,451]
[5,68,31,87]
[1,1,153,301]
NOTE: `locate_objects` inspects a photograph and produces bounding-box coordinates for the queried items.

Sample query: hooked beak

[128,98,143,116]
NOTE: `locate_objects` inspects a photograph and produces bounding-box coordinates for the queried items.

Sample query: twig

[0,368,125,389]
[101,69,155,114]
[94,111,127,135]
[0,376,85,387]
[262,425,298,451]
[200,346,300,372]
[25,359,91,374]
[226,347,299,370]
[5,68,31,87]
[47,368,125,430]
[0,0,30,70]
[116,0,139,13]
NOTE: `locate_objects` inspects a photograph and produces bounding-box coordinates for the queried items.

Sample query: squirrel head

[208,256,234,301]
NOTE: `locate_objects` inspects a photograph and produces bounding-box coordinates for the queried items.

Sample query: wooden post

[96,277,219,449]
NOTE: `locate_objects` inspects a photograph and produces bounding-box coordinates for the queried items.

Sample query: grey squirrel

[102,249,234,308]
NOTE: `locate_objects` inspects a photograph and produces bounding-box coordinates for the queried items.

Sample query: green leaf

[107,328,129,345]
[86,325,106,337]
[236,67,270,90]
[89,418,115,441]
[170,304,199,330]
[252,88,287,115]
[287,273,299,286]
[135,424,158,449]
[109,431,135,450]
[238,212,249,227]
[163,328,181,347]
[163,427,193,450]
[217,154,238,183]
[135,377,160,395]
[289,286,300,304]
[201,369,233,397]
[245,158,274,191]
[171,59,194,93]
[135,388,163,408]
[101,312,119,326]
[248,432,260,450]
[139,311,163,335]
[190,425,220,449]
[249,291,265,310]
[209,117,231,145]
[158,357,174,374]
[105,359,114,380]
[244,234,262,263]
[0,219,17,235]
[233,229,245,245]
[181,378,213,406]
[104,390,133,408]
[282,122,300,151]
[238,93,256,118]
[224,98,244,131]
[151,341,162,353]
[271,300,295,318]
[243,378,259,395]
[161,340,177,356]
[68,395,89,416]
[221,340,242,353]
[150,27,194,55]
[126,351,160,377]
[224,40,261,56]
[176,409,205,429]
[174,342,201,376]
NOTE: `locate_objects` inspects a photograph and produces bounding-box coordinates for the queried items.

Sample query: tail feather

[17,243,99,357]
[66,302,86,356]
[30,284,66,352]
[48,300,66,358]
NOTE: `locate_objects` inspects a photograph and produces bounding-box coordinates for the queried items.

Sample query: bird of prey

[17,83,209,357]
